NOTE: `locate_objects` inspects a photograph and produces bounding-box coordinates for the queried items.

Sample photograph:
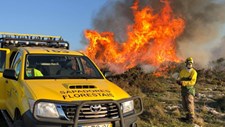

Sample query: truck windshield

[24,55,104,79]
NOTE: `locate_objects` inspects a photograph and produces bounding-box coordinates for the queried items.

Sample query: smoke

[85,0,225,69]
[169,0,225,67]
[140,64,157,73]
[213,35,225,59]
[91,0,134,42]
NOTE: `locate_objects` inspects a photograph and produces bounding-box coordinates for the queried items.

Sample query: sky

[0,0,107,50]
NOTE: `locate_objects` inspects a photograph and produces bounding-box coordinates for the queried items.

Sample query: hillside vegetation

[108,59,225,127]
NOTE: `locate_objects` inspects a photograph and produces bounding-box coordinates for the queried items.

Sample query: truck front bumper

[23,96,143,127]
[23,110,138,127]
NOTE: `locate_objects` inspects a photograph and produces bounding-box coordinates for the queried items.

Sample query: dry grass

[194,117,205,126]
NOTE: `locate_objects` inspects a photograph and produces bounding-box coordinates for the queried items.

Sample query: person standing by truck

[177,57,197,123]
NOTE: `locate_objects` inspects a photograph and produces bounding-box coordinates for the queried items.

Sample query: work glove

[181,82,186,86]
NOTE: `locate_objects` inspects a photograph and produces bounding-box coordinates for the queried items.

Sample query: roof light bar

[0,32,62,39]
[0,32,69,49]
[0,32,64,43]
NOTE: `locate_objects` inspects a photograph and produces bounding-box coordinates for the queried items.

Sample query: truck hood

[25,79,130,101]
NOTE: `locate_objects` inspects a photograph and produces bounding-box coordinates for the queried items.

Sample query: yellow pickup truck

[0,33,143,127]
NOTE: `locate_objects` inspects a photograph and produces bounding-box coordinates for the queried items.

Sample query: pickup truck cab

[0,33,143,127]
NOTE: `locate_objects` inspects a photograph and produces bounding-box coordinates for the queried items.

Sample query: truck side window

[11,52,21,68]
[11,52,22,77]
[9,51,17,67]
[0,51,6,72]
[14,61,22,77]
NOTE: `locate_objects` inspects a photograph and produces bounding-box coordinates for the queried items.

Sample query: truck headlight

[121,100,134,113]
[34,102,59,118]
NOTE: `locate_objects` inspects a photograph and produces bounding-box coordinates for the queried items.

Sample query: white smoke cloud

[140,64,157,73]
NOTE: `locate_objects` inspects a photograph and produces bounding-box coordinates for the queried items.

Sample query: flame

[84,0,185,74]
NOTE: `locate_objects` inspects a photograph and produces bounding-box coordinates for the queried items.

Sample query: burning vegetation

[83,0,225,74]
[84,0,184,74]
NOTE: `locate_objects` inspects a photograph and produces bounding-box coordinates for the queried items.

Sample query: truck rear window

[24,54,104,79]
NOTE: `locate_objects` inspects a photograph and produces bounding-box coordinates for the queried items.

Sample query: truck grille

[61,103,119,120]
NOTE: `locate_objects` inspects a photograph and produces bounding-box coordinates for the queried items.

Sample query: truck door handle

[5,80,8,84]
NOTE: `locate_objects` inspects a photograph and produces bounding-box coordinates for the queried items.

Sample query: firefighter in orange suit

[177,57,197,123]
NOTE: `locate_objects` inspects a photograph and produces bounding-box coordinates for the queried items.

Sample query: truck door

[4,51,23,117]
[0,48,10,109]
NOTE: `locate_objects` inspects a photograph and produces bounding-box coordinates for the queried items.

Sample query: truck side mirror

[3,69,18,80]
[103,71,112,78]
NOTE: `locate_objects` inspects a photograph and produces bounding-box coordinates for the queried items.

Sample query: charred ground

[107,58,225,127]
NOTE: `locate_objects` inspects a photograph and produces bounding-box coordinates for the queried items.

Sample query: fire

[84,0,185,74]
